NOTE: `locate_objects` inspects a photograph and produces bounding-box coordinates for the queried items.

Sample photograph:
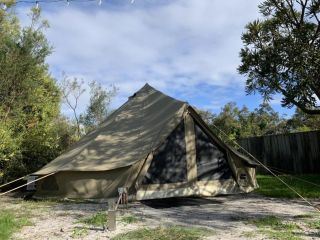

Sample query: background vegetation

[198,102,320,142]
[0,3,116,184]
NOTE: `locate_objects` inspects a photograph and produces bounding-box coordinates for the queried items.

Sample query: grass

[78,211,108,227]
[259,229,302,240]
[307,219,320,229]
[120,214,142,224]
[249,216,302,240]
[0,210,32,240]
[250,216,299,231]
[71,227,88,238]
[111,226,214,240]
[256,174,320,198]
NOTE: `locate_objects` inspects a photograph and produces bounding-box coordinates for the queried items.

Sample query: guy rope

[211,123,320,214]
[0,172,57,197]
[0,176,27,189]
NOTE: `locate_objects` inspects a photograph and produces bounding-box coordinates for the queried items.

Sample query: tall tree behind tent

[0,5,61,182]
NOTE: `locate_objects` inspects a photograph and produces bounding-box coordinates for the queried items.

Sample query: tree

[248,102,288,136]
[60,75,86,138]
[287,108,320,131]
[211,102,242,140]
[239,0,320,115]
[0,4,62,182]
[198,102,288,141]
[80,81,117,133]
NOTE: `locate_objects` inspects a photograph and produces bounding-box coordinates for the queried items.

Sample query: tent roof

[35,84,187,175]
[35,83,257,175]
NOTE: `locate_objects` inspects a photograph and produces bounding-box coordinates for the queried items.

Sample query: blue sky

[15,0,295,118]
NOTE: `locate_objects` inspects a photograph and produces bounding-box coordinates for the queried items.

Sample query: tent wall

[194,123,233,181]
[141,121,188,184]
[136,179,240,200]
[34,163,142,199]
[136,112,257,200]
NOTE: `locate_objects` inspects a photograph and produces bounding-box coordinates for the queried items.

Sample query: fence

[238,130,320,174]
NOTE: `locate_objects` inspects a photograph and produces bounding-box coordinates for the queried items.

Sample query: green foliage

[0,122,20,163]
[239,0,320,115]
[80,81,117,133]
[250,216,298,230]
[250,215,302,240]
[120,214,142,224]
[79,211,108,227]
[198,102,287,141]
[307,219,320,229]
[0,209,31,240]
[0,5,64,182]
[259,229,302,240]
[256,174,320,198]
[53,116,79,150]
[71,227,88,238]
[0,5,116,184]
[286,108,320,132]
[111,226,213,240]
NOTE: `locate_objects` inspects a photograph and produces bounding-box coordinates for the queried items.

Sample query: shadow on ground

[141,196,224,209]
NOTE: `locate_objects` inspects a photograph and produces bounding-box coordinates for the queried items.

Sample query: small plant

[249,216,301,240]
[120,214,142,224]
[111,225,214,240]
[259,229,302,240]
[307,220,320,229]
[71,227,88,238]
[0,210,32,240]
[250,216,298,230]
[79,211,108,227]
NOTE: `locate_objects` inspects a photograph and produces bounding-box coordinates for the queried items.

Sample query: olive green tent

[33,84,258,200]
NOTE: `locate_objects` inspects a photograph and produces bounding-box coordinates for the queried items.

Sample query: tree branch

[299,0,308,24]
[276,84,320,114]
[285,0,300,25]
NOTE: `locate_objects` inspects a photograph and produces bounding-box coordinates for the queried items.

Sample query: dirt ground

[1,193,319,240]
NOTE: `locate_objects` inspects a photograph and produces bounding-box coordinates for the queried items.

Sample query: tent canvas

[33,84,258,200]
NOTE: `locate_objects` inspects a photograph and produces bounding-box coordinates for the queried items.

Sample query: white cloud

[17,0,261,115]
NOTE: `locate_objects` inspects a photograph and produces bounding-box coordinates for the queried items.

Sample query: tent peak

[128,83,154,100]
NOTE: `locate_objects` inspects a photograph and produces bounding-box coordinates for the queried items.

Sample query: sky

[15,0,295,117]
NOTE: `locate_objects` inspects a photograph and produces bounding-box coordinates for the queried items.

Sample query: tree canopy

[0,5,62,181]
[198,102,288,141]
[80,81,117,133]
[239,0,320,115]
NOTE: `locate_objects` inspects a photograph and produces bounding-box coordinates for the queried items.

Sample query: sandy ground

[1,193,319,240]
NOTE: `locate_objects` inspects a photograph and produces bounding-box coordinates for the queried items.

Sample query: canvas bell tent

[33,84,258,200]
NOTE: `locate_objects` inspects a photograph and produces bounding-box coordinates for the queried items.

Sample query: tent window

[142,121,187,184]
[194,123,232,181]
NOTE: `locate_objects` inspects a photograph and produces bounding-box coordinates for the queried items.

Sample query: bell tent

[33,84,258,200]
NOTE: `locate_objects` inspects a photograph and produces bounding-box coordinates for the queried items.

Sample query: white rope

[267,166,320,188]
[0,172,57,197]
[0,176,27,189]
[115,192,123,210]
[211,123,320,213]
